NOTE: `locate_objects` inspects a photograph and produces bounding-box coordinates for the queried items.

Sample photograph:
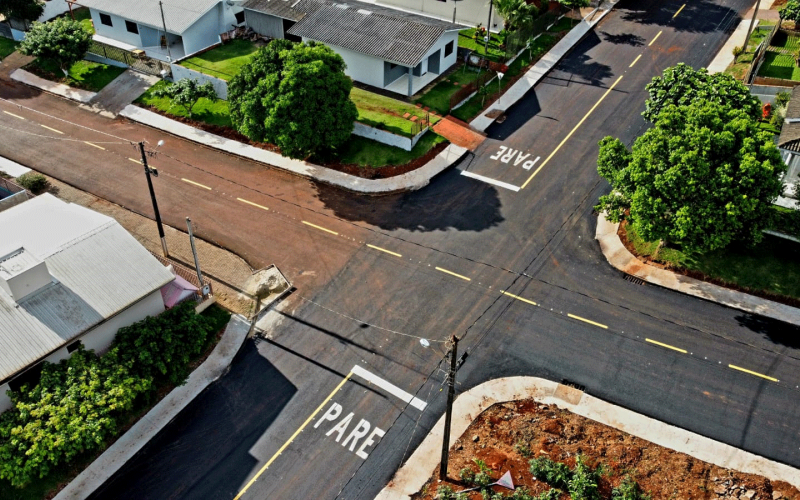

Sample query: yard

[24,58,126,92]
[179,40,260,80]
[0,38,18,61]
[458,28,507,62]
[72,7,94,34]
[756,29,800,81]
[337,131,446,167]
[351,87,440,137]
[135,80,232,127]
[413,65,485,115]
[726,24,773,80]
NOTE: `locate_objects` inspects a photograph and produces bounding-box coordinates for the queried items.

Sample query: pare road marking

[314,402,386,459]
[489,146,538,169]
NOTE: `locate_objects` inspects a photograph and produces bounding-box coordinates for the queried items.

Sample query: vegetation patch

[24,58,125,92]
[72,7,94,34]
[458,28,507,62]
[335,130,446,168]
[0,37,18,61]
[180,40,259,81]
[351,87,440,137]
[413,65,485,115]
[136,80,232,128]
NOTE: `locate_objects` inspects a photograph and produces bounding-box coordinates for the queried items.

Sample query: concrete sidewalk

[54,314,252,500]
[470,0,618,132]
[707,0,779,74]
[595,213,800,327]
[375,377,800,499]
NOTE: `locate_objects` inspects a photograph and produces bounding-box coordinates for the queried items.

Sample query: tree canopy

[557,0,590,13]
[493,0,538,30]
[780,0,800,22]
[19,17,91,74]
[642,63,761,123]
[152,78,218,117]
[0,0,44,24]
[596,101,786,254]
[228,40,357,160]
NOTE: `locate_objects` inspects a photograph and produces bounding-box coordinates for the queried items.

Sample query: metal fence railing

[88,40,172,77]
[745,23,780,84]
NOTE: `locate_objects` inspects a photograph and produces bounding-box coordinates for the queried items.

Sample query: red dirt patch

[433,116,487,151]
[413,400,800,500]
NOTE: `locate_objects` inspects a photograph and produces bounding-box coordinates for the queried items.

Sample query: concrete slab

[88,69,160,115]
[10,68,96,103]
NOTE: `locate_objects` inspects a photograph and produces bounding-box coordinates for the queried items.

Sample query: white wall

[352,122,428,151]
[39,1,71,22]
[0,383,10,413]
[182,3,232,56]
[171,63,229,99]
[315,40,386,88]
[422,30,458,75]
[90,10,143,47]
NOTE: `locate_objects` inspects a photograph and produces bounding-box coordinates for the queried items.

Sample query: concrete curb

[10,68,96,104]
[119,105,468,194]
[595,212,800,326]
[470,1,618,132]
[54,314,252,500]
[375,377,800,499]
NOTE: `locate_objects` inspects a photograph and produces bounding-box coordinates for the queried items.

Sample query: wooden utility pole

[439,335,459,481]
[742,0,763,56]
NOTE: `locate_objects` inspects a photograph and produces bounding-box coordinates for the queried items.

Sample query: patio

[385,71,440,97]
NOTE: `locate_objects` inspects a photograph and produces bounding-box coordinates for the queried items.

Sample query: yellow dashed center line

[567,313,608,329]
[40,124,63,134]
[237,197,269,211]
[181,178,212,190]
[649,30,662,46]
[673,3,685,18]
[629,54,642,68]
[521,75,624,189]
[302,220,339,235]
[84,141,105,150]
[645,338,687,354]
[435,266,471,281]
[3,111,24,120]
[500,290,537,306]
[367,244,401,257]
[728,364,779,382]
[128,158,142,165]
[233,372,353,500]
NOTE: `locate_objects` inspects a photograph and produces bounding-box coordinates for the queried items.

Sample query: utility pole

[159,0,172,62]
[186,217,207,297]
[483,0,494,58]
[139,141,169,258]
[439,334,459,481]
[742,0,762,56]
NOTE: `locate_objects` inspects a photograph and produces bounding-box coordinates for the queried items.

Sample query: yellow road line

[302,220,339,235]
[128,158,142,165]
[567,313,608,329]
[649,30,662,46]
[84,141,105,150]
[500,290,537,306]
[233,372,353,500]
[521,75,623,189]
[645,338,687,354]
[728,364,779,382]
[40,124,63,134]
[3,111,24,120]
[237,197,269,211]
[673,3,685,18]
[629,54,642,68]
[435,266,471,281]
[181,178,212,190]
[367,244,401,257]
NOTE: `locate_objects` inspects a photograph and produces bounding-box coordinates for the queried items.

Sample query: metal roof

[778,86,800,153]
[243,0,326,22]
[76,0,221,34]
[0,195,174,383]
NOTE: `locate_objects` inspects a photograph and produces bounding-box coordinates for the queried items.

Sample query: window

[125,20,138,34]
[235,11,245,24]
[99,13,112,27]
[444,40,454,57]
[67,340,83,353]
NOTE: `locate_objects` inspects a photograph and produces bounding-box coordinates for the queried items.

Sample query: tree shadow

[599,31,645,46]
[314,166,504,232]
[734,313,800,350]
[618,0,740,34]
[89,341,297,500]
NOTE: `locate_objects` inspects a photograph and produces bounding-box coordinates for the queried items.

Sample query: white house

[75,0,246,61]
[0,194,175,412]
[243,0,461,96]
[776,86,800,207]
[1,0,74,41]
[364,0,502,32]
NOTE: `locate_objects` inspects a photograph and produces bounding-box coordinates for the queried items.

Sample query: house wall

[182,5,225,56]
[139,24,161,48]
[383,61,407,86]
[373,0,501,31]
[90,10,143,47]
[308,40,386,88]
[422,30,458,75]
[244,10,285,39]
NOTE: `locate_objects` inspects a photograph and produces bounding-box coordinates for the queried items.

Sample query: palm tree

[493,0,538,31]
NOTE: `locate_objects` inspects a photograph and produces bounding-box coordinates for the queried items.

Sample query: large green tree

[0,0,44,25]
[642,63,761,123]
[780,0,800,23]
[228,40,357,160]
[19,17,91,75]
[596,101,786,254]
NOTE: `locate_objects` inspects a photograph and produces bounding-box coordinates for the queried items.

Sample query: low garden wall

[352,121,427,151]
[752,76,798,87]
[170,63,229,99]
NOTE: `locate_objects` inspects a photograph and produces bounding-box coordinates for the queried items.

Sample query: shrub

[529,457,571,490]
[514,440,532,457]
[776,91,792,108]
[15,172,48,193]
[612,475,650,500]
[732,45,743,59]
[567,455,602,500]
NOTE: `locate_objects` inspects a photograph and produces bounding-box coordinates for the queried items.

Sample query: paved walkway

[432,115,486,150]
[54,314,252,500]
[595,213,800,327]
[88,69,160,115]
[470,0,618,132]
[375,376,800,499]
[0,51,33,79]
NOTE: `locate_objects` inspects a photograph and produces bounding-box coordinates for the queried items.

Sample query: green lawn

[547,16,578,33]
[337,131,446,167]
[351,87,440,137]
[180,40,259,80]
[135,80,232,127]
[724,26,772,80]
[757,51,800,80]
[458,28,507,62]
[413,65,484,115]
[0,37,18,61]
[72,7,94,34]
[26,58,126,92]
[625,222,800,300]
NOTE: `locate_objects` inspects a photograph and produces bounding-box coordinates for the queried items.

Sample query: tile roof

[778,85,800,153]
[77,0,221,34]
[0,195,174,383]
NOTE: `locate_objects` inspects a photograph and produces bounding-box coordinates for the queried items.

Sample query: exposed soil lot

[413,400,800,500]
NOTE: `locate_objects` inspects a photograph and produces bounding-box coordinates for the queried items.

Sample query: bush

[770,205,800,236]
[612,475,650,500]
[732,45,743,59]
[15,172,48,193]
[529,456,570,490]
[567,455,602,500]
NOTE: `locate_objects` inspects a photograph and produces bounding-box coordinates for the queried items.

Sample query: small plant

[437,484,456,500]
[567,455,602,500]
[611,474,651,500]
[16,172,48,193]
[529,457,570,490]
[776,90,792,108]
[459,466,475,483]
[732,45,743,60]
[535,490,562,500]
[472,458,493,488]
[514,440,532,457]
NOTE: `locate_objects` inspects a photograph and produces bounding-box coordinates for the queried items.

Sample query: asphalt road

[2,0,799,498]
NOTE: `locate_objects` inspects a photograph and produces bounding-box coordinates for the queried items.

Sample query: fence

[449,70,494,112]
[745,24,780,85]
[87,40,172,77]
[503,8,563,61]
[0,179,31,213]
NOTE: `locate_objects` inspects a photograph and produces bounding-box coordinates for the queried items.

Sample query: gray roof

[245,0,459,66]
[77,0,220,34]
[0,195,174,383]
[778,86,800,153]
